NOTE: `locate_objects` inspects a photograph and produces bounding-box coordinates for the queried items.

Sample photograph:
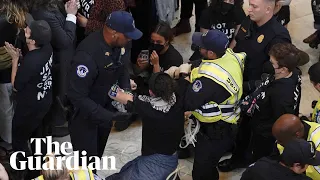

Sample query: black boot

[172,19,191,36]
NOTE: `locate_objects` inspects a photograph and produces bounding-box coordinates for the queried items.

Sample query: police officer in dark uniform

[67,11,142,164]
[218,0,291,172]
[189,0,246,61]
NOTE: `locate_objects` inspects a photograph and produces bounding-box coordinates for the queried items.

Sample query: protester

[308,62,320,123]
[106,72,184,180]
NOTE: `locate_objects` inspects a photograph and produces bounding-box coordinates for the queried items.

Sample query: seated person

[241,139,319,180]
[106,72,185,180]
[0,153,25,180]
[189,0,246,61]
[133,21,183,95]
[308,62,320,123]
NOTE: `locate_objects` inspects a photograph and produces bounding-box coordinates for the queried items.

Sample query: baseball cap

[105,11,142,40]
[192,29,229,54]
[26,13,52,46]
[281,139,320,166]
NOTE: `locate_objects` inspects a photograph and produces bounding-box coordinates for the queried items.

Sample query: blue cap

[192,29,229,53]
[105,11,142,40]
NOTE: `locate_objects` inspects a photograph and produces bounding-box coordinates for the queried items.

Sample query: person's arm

[150,51,161,73]
[67,51,114,124]
[183,77,231,111]
[270,88,295,122]
[43,1,77,49]
[230,6,246,49]
[118,65,131,90]
[85,0,125,34]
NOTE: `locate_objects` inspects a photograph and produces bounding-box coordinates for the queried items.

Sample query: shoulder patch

[192,80,202,92]
[77,65,89,78]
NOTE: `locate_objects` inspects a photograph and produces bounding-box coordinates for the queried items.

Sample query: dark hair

[149,73,176,102]
[152,21,174,43]
[269,43,299,72]
[309,62,320,84]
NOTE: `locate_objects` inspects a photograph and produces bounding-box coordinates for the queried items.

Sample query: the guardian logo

[9,136,117,171]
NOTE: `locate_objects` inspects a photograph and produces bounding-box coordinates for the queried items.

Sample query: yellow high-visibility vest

[33,168,94,180]
[277,121,320,180]
[312,99,320,123]
[190,48,246,124]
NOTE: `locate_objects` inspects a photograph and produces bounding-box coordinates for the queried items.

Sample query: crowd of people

[1,0,320,180]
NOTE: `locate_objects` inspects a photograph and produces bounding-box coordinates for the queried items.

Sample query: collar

[253,16,276,31]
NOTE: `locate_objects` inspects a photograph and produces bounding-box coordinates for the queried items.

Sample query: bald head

[272,114,304,146]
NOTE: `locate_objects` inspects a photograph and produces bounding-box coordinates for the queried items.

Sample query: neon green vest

[190,48,245,124]
[277,121,320,180]
[312,99,320,123]
[33,168,94,180]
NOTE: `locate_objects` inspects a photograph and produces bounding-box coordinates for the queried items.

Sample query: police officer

[272,114,320,180]
[67,11,142,164]
[178,29,245,180]
[189,0,246,61]
[218,0,291,172]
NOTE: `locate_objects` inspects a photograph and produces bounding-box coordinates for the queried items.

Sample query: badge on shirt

[77,65,89,78]
[105,52,110,56]
[257,34,264,43]
[192,80,202,92]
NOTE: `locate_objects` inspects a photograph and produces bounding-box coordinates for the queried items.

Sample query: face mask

[221,2,234,15]
[149,43,165,54]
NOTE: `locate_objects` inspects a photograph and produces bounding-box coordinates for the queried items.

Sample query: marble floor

[56,0,320,179]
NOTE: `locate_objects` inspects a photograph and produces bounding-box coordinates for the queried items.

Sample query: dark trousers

[230,115,276,163]
[69,115,112,170]
[192,122,234,180]
[230,115,252,163]
[180,0,207,29]
[12,102,51,179]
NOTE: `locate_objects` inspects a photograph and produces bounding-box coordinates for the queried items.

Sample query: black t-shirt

[250,70,301,136]
[15,44,53,108]
[79,0,95,18]
[275,5,290,26]
[199,5,246,41]
[126,94,185,156]
[234,16,291,81]
[156,44,183,72]
[241,157,312,180]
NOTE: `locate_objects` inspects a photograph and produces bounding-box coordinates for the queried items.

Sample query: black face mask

[221,2,233,15]
[149,43,165,54]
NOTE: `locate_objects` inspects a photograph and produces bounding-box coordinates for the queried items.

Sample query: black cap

[26,13,52,46]
[281,139,320,166]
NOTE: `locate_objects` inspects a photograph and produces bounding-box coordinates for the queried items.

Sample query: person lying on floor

[106,72,185,180]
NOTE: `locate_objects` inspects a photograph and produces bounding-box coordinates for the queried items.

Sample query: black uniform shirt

[15,44,53,108]
[178,77,231,111]
[68,30,130,124]
[241,157,312,180]
[234,16,291,81]
[200,5,246,41]
[250,70,301,136]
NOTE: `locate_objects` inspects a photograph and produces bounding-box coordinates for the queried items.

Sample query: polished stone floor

[56,0,320,179]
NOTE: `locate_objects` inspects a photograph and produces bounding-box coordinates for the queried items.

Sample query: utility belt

[199,121,233,140]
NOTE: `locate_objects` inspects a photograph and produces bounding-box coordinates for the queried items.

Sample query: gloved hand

[179,63,192,74]
[165,66,180,79]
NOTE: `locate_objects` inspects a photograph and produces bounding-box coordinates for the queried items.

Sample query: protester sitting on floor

[132,21,183,95]
[106,72,185,180]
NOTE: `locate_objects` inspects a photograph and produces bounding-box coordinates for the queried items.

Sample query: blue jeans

[106,153,178,180]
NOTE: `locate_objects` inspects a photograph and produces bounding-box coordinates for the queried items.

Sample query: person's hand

[65,0,78,15]
[130,79,137,90]
[164,66,180,79]
[150,51,159,65]
[4,42,20,63]
[109,89,133,104]
[77,13,88,27]
[179,63,192,74]
[137,57,149,70]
